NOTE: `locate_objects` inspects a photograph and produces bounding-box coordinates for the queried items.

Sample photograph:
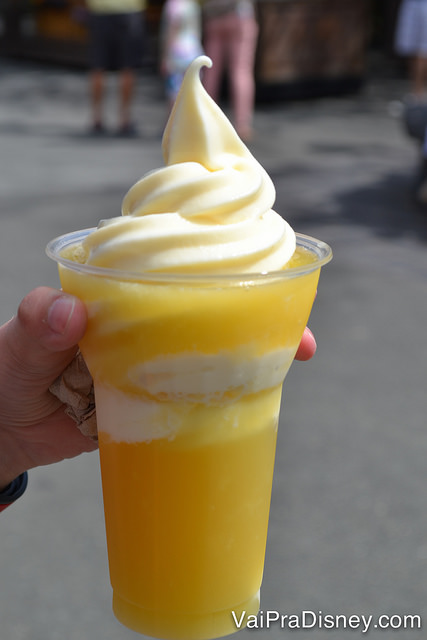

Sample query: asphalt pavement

[0,57,426,640]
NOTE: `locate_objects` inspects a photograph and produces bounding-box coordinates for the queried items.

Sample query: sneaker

[117,123,139,138]
[88,122,107,137]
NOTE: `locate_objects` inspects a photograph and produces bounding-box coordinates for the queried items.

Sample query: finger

[295,327,317,361]
[1,287,87,384]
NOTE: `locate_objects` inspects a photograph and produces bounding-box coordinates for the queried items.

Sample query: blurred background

[0,1,426,639]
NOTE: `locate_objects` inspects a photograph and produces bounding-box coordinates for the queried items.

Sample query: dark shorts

[88,12,145,71]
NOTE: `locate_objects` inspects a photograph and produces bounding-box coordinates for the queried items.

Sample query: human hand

[0,287,97,491]
[0,286,317,491]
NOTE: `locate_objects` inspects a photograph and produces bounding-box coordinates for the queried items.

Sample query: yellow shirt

[86,0,145,13]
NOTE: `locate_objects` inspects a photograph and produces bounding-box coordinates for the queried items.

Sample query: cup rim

[46,227,332,283]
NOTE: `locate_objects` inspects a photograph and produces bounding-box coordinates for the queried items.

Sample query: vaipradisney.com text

[231,609,422,634]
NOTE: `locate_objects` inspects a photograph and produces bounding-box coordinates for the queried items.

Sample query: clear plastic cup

[47,229,331,640]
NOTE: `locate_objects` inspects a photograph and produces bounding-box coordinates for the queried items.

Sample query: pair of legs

[90,67,136,131]
[203,11,258,140]
[88,11,144,133]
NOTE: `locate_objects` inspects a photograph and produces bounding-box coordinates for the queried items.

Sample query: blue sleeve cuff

[0,472,28,505]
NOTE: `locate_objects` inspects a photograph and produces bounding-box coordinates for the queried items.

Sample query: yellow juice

[56,240,323,640]
[97,387,280,639]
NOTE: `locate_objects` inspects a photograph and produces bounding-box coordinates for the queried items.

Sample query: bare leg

[119,68,136,129]
[411,55,427,98]
[90,69,105,127]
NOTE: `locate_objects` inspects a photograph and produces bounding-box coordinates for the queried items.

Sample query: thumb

[2,287,87,386]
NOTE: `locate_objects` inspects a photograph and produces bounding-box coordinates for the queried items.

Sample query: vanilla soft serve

[78,56,296,274]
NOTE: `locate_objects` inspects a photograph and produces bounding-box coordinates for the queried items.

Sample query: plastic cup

[47,229,331,640]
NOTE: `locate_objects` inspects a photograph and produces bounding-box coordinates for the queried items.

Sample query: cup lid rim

[46,228,332,282]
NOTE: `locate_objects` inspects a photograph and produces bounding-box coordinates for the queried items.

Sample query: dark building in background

[255,0,371,100]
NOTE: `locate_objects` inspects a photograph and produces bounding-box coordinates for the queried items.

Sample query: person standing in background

[394,0,427,203]
[394,0,427,99]
[85,0,146,136]
[201,0,258,142]
[160,0,204,113]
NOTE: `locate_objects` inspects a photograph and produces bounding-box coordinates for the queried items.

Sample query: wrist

[0,434,28,492]
[0,460,23,492]
[0,472,19,492]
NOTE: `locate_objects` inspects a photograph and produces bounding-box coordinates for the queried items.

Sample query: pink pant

[203,11,258,136]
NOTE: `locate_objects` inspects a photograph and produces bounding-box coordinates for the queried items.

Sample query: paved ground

[0,57,426,640]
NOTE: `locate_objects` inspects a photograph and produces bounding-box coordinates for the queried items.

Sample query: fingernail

[47,296,76,335]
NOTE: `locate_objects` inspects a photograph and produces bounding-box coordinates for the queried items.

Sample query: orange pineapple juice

[97,386,280,640]
[48,231,331,640]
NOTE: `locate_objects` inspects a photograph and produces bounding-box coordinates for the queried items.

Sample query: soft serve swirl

[81,56,296,274]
